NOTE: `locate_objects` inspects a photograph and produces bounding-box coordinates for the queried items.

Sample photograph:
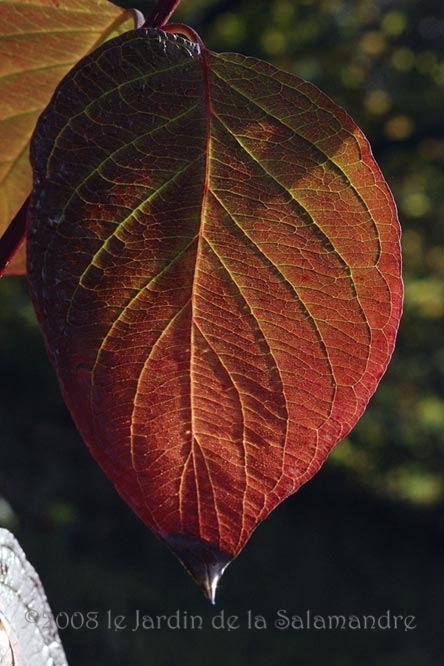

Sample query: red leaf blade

[27,29,403,599]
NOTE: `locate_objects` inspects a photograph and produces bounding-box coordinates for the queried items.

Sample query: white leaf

[0,529,68,666]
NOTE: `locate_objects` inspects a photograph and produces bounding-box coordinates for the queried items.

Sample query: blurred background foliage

[1,1,443,664]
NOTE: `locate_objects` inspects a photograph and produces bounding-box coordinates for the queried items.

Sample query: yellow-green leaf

[0,0,134,272]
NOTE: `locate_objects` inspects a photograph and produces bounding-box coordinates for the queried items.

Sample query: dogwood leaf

[27,28,403,601]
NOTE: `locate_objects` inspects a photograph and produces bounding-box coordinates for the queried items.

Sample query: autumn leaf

[0,0,134,274]
[26,28,403,601]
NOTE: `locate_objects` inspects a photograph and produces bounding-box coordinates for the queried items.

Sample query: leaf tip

[165,535,231,604]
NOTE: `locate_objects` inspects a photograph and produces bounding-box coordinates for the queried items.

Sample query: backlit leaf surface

[0,0,133,273]
[27,28,403,598]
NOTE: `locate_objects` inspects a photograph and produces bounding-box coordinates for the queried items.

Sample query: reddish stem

[0,195,29,278]
[144,0,182,29]
[163,23,203,45]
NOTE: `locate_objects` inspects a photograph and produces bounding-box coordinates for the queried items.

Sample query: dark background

[1,0,443,664]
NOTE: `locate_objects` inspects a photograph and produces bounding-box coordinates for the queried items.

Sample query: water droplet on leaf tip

[165,534,231,604]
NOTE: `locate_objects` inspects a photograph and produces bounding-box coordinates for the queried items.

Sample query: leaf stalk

[144,0,182,29]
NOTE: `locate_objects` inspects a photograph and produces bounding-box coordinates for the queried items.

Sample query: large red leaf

[26,28,403,600]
